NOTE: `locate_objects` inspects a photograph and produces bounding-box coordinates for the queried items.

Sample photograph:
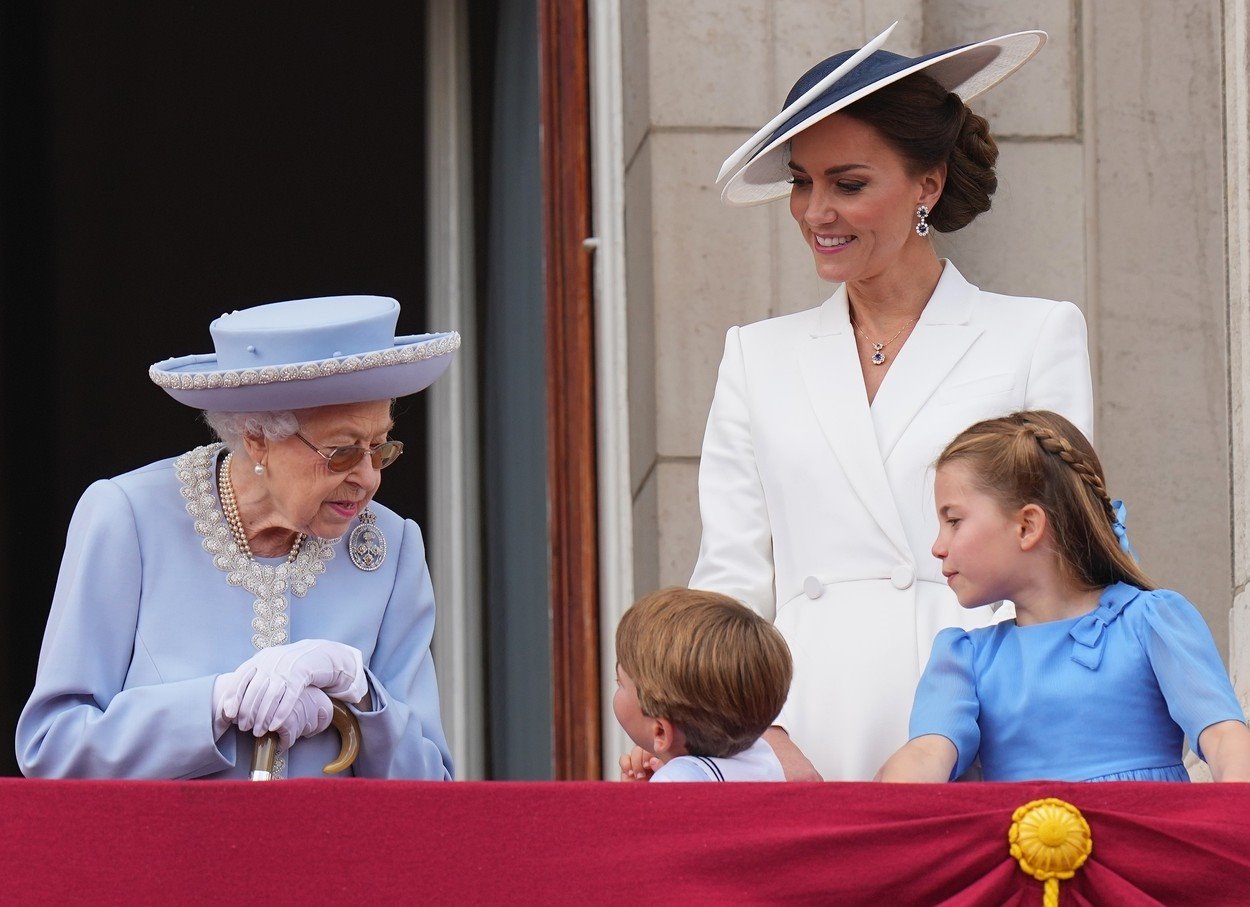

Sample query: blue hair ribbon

[1110,499,1138,561]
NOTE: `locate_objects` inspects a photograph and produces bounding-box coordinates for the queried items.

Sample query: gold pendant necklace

[851,316,914,366]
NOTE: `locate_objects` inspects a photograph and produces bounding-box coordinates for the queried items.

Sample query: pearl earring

[254,463,265,476]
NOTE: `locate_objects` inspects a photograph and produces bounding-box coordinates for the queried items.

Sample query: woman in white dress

[689,27,1093,780]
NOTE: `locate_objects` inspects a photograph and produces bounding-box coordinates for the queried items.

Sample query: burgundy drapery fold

[3,780,1247,904]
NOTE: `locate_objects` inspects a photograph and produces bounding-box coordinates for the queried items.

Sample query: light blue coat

[16,448,454,780]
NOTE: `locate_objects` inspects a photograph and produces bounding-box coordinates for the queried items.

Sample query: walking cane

[250,699,362,781]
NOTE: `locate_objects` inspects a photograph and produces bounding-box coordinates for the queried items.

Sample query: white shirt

[650,738,784,782]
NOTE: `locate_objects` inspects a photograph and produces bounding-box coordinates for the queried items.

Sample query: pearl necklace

[219,453,304,563]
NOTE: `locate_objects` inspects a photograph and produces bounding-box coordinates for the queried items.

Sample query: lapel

[870,261,985,462]
[798,285,911,558]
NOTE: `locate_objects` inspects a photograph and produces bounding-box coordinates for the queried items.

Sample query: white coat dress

[689,261,1093,781]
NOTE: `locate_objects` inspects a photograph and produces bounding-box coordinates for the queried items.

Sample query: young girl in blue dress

[876,410,1250,783]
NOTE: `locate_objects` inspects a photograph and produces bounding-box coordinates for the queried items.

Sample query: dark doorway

[0,2,428,776]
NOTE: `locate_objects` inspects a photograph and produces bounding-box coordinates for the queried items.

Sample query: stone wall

[1227,0,1250,706]
[618,1,1240,662]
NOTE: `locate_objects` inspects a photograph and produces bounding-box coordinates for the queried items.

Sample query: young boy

[614,587,792,782]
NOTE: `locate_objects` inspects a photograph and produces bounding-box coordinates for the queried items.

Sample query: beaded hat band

[149,296,459,411]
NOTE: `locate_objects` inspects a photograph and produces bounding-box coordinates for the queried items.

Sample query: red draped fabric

[3,780,1248,904]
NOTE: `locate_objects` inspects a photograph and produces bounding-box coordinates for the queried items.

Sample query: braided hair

[936,411,1154,591]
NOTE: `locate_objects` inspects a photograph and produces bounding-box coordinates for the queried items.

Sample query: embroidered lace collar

[176,443,336,650]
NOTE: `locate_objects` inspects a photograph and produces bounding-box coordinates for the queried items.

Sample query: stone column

[1085,0,1231,654]
[1227,0,1250,701]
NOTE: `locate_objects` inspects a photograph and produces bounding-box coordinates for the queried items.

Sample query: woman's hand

[763,726,823,782]
[273,686,335,752]
[220,639,367,734]
[212,669,336,751]
[619,746,661,782]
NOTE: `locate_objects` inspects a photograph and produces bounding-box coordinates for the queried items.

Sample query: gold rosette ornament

[1008,798,1092,907]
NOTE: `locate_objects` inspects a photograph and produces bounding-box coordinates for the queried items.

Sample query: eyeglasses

[293,432,404,472]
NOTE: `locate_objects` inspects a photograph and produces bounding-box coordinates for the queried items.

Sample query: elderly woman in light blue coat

[17,296,460,780]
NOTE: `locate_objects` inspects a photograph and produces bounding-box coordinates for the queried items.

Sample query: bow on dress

[1069,585,1142,670]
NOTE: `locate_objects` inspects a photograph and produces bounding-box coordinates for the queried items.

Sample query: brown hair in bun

[842,71,998,232]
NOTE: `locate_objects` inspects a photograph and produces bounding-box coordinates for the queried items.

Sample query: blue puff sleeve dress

[908,582,1246,782]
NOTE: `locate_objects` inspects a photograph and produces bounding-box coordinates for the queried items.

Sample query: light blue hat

[149,296,459,412]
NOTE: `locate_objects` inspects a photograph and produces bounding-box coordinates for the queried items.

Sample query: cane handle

[249,699,363,780]
[324,700,362,774]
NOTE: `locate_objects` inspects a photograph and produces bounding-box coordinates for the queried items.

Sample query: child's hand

[763,727,824,782]
[875,735,958,783]
[619,746,661,782]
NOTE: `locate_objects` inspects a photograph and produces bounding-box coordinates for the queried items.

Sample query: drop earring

[254,463,265,476]
[915,204,930,237]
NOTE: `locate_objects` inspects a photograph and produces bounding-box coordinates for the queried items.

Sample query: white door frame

[426,0,486,779]
[587,0,635,777]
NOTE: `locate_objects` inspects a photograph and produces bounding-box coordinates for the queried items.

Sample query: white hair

[203,410,301,452]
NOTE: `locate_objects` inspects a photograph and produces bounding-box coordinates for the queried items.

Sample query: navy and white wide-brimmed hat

[718,22,1046,206]
[149,296,460,412]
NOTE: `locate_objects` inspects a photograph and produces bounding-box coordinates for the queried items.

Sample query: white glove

[273,685,334,753]
[220,639,367,735]
[213,670,335,752]
[211,671,244,740]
